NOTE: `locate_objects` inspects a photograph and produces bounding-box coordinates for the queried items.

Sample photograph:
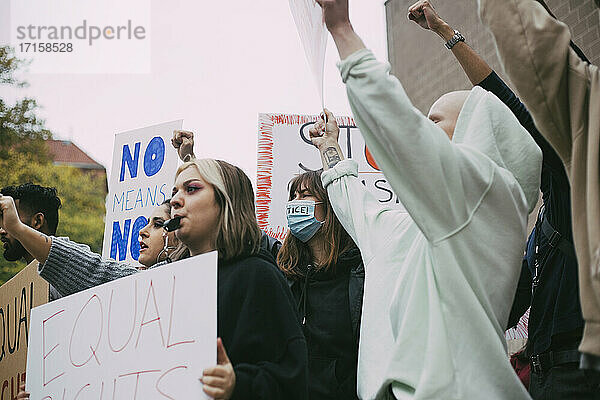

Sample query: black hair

[0,183,62,234]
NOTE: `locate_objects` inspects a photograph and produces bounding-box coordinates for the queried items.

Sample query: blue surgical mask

[286,200,323,243]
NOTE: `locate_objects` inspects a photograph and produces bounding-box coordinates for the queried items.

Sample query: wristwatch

[445,30,465,50]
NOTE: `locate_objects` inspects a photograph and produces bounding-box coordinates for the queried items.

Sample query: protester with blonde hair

[0,156,308,400]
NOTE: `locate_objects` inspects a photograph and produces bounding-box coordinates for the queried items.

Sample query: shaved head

[428,90,470,139]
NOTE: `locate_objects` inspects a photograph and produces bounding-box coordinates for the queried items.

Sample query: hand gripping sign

[288,0,328,107]
[26,252,217,399]
[102,120,182,264]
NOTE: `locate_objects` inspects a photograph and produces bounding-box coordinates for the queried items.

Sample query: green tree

[0,46,106,285]
[0,46,52,163]
[0,154,107,284]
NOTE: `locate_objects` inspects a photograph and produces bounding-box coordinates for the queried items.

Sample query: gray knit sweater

[39,236,146,296]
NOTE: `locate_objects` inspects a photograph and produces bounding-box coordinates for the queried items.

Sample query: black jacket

[478,72,583,355]
[260,231,282,261]
[287,247,364,400]
[219,249,308,399]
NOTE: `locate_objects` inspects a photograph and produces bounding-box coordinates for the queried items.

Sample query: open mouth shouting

[139,241,149,252]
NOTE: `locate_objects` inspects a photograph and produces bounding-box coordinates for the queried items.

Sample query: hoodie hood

[452,86,542,212]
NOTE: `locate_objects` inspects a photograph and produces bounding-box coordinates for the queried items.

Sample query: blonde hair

[175,159,261,261]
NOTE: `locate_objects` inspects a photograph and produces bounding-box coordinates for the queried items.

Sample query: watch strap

[445,30,465,50]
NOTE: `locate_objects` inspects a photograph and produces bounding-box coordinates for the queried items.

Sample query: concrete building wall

[385,0,600,114]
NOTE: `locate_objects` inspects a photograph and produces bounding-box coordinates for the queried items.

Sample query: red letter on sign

[166,276,195,349]
[136,281,165,348]
[42,310,65,387]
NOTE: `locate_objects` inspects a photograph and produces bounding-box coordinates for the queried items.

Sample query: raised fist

[407,1,446,33]
[171,130,195,162]
[309,109,339,149]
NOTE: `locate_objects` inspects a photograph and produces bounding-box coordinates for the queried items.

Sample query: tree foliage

[0,46,107,284]
[0,46,27,86]
[0,46,52,163]
[0,154,107,284]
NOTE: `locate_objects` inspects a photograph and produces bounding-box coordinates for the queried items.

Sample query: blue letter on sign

[130,216,148,261]
[143,136,165,177]
[110,219,131,261]
[119,142,141,182]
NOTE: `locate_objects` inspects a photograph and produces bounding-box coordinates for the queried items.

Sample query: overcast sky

[1,0,389,182]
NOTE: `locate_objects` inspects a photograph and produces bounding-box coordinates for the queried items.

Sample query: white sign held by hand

[26,252,218,399]
[102,120,182,264]
[288,0,328,107]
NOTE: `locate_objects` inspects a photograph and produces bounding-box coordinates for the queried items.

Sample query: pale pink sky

[1,0,389,182]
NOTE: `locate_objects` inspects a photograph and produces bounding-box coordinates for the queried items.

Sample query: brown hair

[175,158,261,261]
[277,170,355,278]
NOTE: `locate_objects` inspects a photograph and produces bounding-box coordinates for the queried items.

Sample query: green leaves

[0,46,106,284]
[0,45,52,164]
[0,46,28,87]
[0,155,107,284]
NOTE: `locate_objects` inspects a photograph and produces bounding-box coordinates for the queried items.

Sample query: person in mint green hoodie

[310,2,542,399]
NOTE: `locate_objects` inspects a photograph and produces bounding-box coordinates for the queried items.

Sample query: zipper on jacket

[301,264,312,326]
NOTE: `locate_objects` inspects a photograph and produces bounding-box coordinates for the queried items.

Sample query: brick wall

[385,0,600,114]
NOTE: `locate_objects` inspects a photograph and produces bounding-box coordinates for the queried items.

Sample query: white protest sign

[26,252,217,399]
[102,120,182,263]
[257,113,405,240]
[288,0,328,105]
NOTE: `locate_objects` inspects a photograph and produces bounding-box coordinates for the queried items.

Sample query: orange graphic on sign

[365,146,380,171]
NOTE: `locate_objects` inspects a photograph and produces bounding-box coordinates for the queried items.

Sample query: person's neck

[307,234,328,267]
[189,241,217,257]
[24,227,46,264]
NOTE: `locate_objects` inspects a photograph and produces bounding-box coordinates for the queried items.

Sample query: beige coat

[478,0,600,356]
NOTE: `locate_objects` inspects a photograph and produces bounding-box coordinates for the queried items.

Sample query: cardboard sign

[26,252,217,399]
[257,113,405,240]
[102,120,182,263]
[0,261,49,398]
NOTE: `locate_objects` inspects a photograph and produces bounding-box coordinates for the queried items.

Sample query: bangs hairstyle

[277,170,355,278]
[175,159,261,261]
